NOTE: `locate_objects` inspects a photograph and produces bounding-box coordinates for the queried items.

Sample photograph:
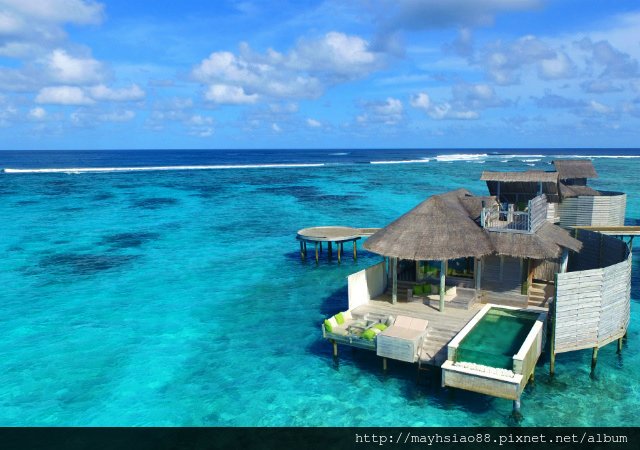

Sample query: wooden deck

[351,294,482,367]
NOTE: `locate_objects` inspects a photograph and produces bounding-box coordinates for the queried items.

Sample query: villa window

[418,258,474,279]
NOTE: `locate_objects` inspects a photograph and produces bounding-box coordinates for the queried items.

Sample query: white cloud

[88,84,145,101]
[481,35,555,85]
[580,79,623,94]
[193,32,383,102]
[35,86,94,105]
[287,32,381,77]
[189,115,214,126]
[306,118,322,128]
[204,84,259,104]
[411,84,502,120]
[588,100,613,115]
[358,97,403,125]
[46,48,105,84]
[576,37,639,79]
[0,0,104,25]
[99,110,135,122]
[538,52,576,79]
[427,102,479,120]
[0,1,104,60]
[272,123,282,132]
[410,92,431,109]
[29,106,47,119]
[269,102,298,113]
[452,83,506,108]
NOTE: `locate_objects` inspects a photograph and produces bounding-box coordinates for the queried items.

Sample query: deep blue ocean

[1,148,639,426]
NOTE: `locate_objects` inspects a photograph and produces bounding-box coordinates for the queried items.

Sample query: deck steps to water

[528,282,554,308]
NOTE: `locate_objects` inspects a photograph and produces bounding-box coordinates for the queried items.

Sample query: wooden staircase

[528,281,554,308]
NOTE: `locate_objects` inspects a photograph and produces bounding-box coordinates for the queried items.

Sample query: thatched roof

[481,170,558,183]
[364,189,494,260]
[559,182,601,198]
[490,222,582,259]
[553,159,598,179]
[364,189,582,261]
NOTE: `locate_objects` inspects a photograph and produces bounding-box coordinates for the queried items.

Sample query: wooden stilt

[337,242,342,263]
[550,273,557,376]
[353,240,357,260]
[328,241,332,259]
[303,241,307,256]
[332,341,338,357]
[383,357,387,372]
[591,347,599,371]
[617,337,623,353]
[513,398,521,415]
[439,260,447,312]
[391,257,398,304]
[315,242,319,263]
[529,367,535,383]
[300,241,305,260]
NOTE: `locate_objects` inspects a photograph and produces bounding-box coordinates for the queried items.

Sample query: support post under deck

[391,257,398,304]
[439,260,447,312]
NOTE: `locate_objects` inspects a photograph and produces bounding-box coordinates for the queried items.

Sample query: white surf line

[3,163,326,174]
[369,159,430,164]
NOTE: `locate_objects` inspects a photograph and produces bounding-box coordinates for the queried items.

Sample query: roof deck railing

[481,194,548,234]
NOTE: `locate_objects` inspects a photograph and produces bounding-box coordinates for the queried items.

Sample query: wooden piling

[332,341,338,357]
[315,242,319,263]
[337,242,342,263]
[328,242,332,259]
[300,241,305,260]
[383,357,387,372]
[529,367,535,383]
[353,240,357,260]
[617,337,623,353]
[550,273,557,376]
[591,347,599,371]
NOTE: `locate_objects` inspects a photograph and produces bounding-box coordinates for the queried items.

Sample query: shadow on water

[98,232,161,249]
[34,252,141,276]
[92,192,114,201]
[131,197,179,209]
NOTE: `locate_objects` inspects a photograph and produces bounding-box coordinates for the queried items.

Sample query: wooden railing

[481,194,548,234]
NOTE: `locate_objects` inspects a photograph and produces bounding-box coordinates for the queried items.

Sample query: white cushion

[343,310,353,321]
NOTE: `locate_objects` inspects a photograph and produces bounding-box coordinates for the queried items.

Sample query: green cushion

[335,312,345,325]
[373,323,387,331]
[362,329,376,341]
[324,319,332,333]
[413,285,423,295]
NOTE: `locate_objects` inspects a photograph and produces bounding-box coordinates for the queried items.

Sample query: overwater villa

[317,160,634,412]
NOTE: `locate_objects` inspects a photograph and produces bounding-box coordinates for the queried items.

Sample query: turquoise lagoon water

[1,150,639,426]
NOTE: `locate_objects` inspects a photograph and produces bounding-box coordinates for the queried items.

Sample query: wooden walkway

[352,294,482,367]
[571,225,640,236]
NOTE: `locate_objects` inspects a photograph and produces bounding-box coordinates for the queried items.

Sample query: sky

[1,0,640,150]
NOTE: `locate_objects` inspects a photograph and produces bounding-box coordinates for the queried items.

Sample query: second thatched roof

[364,189,582,261]
[481,170,558,183]
[553,159,598,179]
